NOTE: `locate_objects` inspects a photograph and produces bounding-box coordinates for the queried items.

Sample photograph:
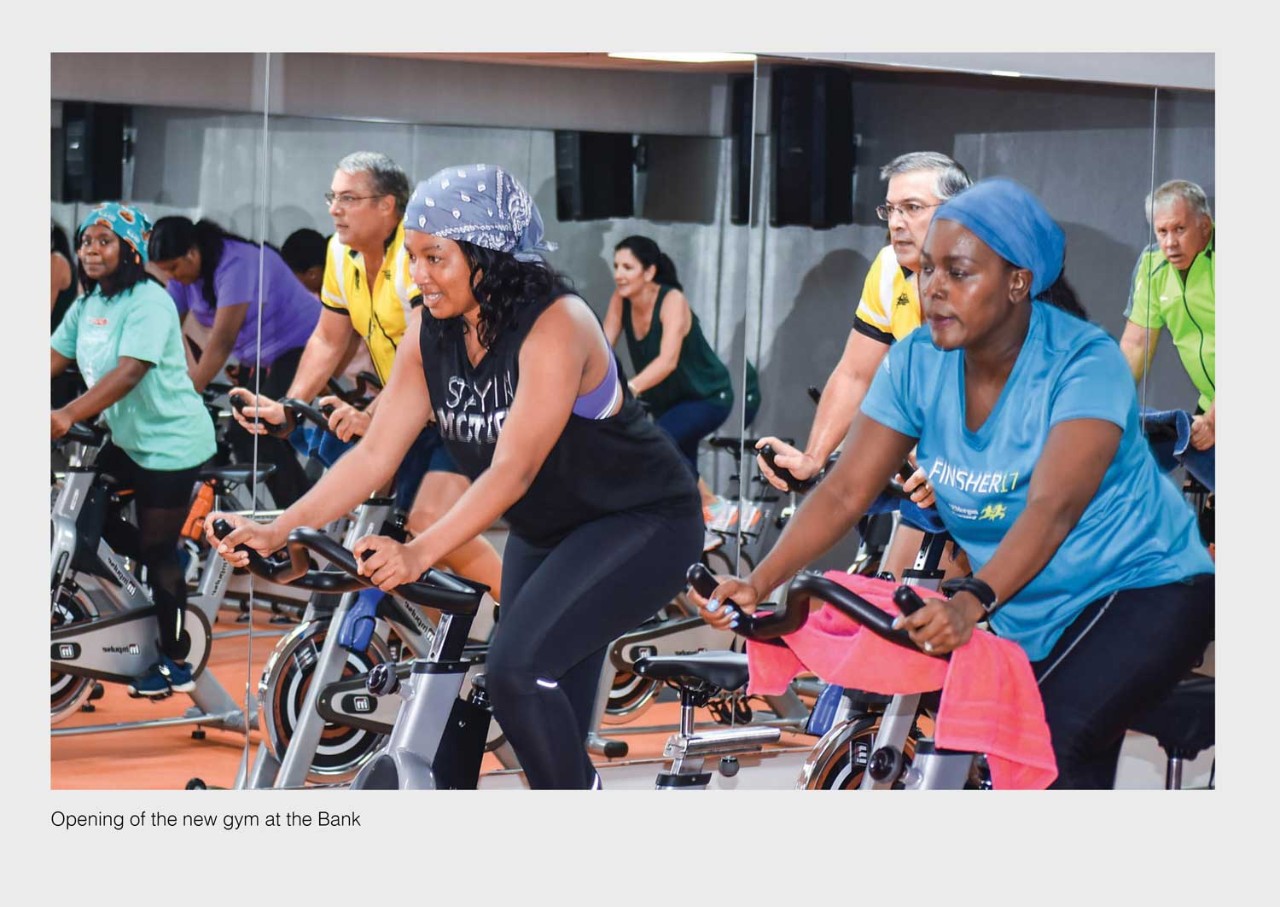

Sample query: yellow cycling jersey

[320,222,417,383]
[853,244,920,343]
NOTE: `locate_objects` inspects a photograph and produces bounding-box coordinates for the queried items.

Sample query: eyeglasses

[323,192,383,208]
[875,202,942,221]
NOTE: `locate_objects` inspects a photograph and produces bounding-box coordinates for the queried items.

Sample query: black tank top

[420,292,700,547]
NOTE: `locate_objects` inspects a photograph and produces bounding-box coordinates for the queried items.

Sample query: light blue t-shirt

[862,302,1214,661]
[52,280,216,471]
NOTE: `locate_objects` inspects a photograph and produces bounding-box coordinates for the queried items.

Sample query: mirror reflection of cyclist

[1119,179,1215,451]
[754,152,974,581]
[51,202,216,697]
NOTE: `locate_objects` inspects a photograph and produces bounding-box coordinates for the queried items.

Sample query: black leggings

[485,506,704,789]
[98,444,204,662]
[227,346,311,507]
[1031,574,1214,789]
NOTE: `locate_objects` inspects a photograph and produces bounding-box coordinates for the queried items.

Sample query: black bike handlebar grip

[278,397,330,429]
[893,585,927,617]
[758,443,818,494]
[687,563,799,643]
[63,422,106,445]
[209,517,308,583]
[287,527,487,612]
[787,572,946,657]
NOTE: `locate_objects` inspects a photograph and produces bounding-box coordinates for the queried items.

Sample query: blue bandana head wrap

[77,202,154,265]
[933,177,1065,300]
[404,164,557,263]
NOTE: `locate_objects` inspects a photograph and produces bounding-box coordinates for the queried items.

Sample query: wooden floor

[51,604,1211,791]
[50,605,814,790]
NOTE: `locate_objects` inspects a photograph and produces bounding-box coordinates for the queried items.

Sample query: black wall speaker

[730,74,754,225]
[59,101,128,203]
[769,66,854,229]
[554,130,635,221]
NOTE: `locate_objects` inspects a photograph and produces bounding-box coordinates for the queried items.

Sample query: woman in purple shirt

[149,217,321,507]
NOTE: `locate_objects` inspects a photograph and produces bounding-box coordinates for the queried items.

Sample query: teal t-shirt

[52,280,216,471]
[862,302,1214,661]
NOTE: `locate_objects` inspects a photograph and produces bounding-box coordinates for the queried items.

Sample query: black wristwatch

[942,576,1001,618]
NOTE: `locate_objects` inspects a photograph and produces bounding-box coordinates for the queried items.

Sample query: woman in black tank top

[210,165,702,789]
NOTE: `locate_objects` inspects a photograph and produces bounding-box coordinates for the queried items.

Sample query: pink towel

[746,571,1057,790]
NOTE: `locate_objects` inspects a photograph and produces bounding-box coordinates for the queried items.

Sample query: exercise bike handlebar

[209,519,485,609]
[57,422,108,447]
[279,397,333,429]
[285,526,486,613]
[686,563,942,656]
[757,444,914,501]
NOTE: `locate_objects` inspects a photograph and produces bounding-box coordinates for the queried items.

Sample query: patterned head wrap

[933,177,1065,299]
[404,164,557,263]
[77,202,155,265]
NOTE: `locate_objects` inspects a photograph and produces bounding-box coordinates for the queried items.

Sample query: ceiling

[355,52,757,74]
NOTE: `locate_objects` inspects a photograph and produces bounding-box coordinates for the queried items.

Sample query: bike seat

[633,651,750,693]
[199,464,278,487]
[1128,674,1214,758]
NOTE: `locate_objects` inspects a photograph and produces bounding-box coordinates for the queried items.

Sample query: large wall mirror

[744,53,1213,572]
[50,50,759,789]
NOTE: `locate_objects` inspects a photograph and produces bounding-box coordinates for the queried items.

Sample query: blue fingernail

[729,619,738,628]
[707,598,720,612]
[892,617,902,629]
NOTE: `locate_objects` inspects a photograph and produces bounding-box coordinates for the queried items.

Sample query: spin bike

[632,450,954,789]
[204,522,494,790]
[194,397,505,788]
[586,436,814,759]
[50,423,261,737]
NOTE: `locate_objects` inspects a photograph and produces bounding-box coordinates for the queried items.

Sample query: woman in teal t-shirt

[693,179,1213,789]
[51,202,216,699]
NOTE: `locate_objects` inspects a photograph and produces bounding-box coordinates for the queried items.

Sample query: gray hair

[879,151,972,201]
[1145,179,1212,224]
[336,151,412,214]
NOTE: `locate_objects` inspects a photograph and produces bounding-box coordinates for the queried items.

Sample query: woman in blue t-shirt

[694,178,1214,789]
[51,203,217,698]
[149,216,321,506]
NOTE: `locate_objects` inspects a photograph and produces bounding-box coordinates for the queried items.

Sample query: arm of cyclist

[209,314,430,564]
[895,418,1121,656]
[231,306,354,434]
[1118,320,1160,384]
[756,328,888,491]
[188,301,247,394]
[51,348,73,379]
[1190,399,1215,450]
[695,412,917,629]
[51,356,150,439]
[602,290,623,347]
[627,288,691,395]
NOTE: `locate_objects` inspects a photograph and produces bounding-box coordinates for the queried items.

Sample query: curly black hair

[422,242,576,350]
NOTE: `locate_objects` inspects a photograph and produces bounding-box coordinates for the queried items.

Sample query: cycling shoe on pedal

[128,655,195,697]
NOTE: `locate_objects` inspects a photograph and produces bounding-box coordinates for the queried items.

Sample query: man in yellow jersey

[232,151,503,599]
[756,151,972,580]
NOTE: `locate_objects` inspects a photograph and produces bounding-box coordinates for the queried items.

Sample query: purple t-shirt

[167,239,320,367]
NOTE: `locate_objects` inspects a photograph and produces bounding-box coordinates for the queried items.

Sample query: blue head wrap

[77,201,154,265]
[933,177,1065,299]
[404,164,557,263]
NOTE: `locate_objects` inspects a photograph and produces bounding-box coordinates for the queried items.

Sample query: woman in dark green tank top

[603,235,744,483]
